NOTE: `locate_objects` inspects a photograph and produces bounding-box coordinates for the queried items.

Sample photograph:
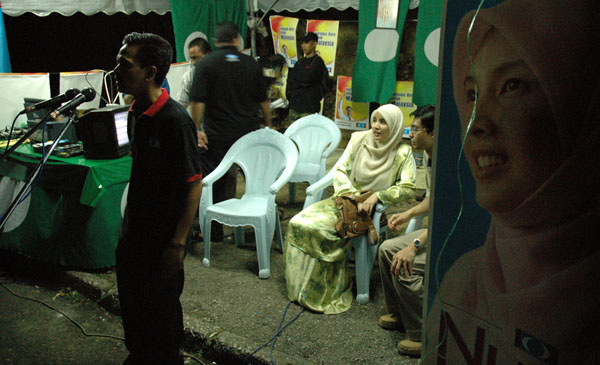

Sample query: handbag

[335,191,379,245]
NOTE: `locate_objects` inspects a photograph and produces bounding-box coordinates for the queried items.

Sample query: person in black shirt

[114,32,202,365]
[189,21,271,241]
[284,32,328,128]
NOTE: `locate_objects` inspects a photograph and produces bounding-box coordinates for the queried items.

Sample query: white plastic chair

[303,145,388,304]
[283,114,341,204]
[199,128,299,279]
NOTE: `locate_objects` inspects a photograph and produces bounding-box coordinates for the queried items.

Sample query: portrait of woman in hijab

[284,104,416,314]
[424,1,600,363]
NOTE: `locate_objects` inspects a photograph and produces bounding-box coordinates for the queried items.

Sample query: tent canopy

[256,0,357,13]
[1,0,358,17]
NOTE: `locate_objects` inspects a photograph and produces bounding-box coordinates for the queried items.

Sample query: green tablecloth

[0,144,132,268]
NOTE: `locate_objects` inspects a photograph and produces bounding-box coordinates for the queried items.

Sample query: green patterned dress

[284,141,416,314]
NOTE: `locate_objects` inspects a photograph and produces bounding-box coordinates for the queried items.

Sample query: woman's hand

[388,211,412,231]
[357,194,380,216]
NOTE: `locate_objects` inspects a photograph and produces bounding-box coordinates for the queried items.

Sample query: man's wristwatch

[413,238,423,250]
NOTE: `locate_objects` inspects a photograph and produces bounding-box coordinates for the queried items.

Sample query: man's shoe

[378,314,404,330]
[397,339,421,357]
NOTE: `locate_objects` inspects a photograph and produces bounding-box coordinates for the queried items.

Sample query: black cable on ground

[0,281,207,364]
[242,301,306,365]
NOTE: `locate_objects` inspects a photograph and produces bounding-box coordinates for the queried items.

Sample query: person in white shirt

[176,37,211,109]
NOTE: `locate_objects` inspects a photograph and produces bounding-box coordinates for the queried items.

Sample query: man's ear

[145,66,158,82]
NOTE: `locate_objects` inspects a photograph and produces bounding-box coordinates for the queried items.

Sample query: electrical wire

[420,0,486,362]
[84,69,111,105]
[1,113,23,159]
[242,301,305,365]
[0,281,208,364]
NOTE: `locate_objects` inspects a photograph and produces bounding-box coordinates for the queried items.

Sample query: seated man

[377,105,435,357]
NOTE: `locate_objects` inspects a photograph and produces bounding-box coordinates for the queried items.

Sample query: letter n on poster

[307,19,339,76]
[335,76,369,130]
[270,16,299,68]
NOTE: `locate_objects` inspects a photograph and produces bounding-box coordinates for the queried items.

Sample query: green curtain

[170,0,248,62]
[412,0,443,106]
[352,0,410,104]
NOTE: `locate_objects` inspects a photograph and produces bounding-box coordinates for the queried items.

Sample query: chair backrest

[222,128,298,196]
[284,114,341,174]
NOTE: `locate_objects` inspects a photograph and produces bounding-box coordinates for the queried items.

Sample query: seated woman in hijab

[426,1,600,362]
[285,104,416,314]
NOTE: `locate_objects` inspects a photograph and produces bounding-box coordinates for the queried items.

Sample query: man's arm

[391,228,428,279]
[161,179,202,280]
[259,99,272,128]
[388,196,430,231]
[190,101,208,149]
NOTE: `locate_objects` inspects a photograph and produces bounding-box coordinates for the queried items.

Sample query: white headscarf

[348,104,404,192]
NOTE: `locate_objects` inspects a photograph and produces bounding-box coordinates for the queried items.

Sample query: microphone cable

[242,301,306,365]
[0,280,209,364]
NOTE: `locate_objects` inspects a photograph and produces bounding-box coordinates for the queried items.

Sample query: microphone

[24,88,81,113]
[49,88,96,120]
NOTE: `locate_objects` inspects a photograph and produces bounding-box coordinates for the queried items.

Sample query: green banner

[170,0,247,62]
[412,0,443,106]
[352,0,410,104]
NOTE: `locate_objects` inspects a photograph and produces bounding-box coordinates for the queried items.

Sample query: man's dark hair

[189,37,212,54]
[215,22,239,43]
[122,32,173,86]
[410,104,435,132]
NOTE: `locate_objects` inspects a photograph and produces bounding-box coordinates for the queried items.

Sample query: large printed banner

[334,76,369,130]
[270,16,299,68]
[388,81,416,137]
[307,19,339,76]
[423,1,599,363]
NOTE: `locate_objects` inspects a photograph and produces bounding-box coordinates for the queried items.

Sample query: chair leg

[274,209,284,253]
[234,226,245,246]
[255,220,273,279]
[353,236,371,304]
[202,218,212,268]
[289,182,296,204]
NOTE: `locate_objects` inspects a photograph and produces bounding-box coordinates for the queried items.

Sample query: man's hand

[390,245,417,279]
[161,245,185,281]
[197,130,208,150]
[388,211,412,231]
[357,194,379,216]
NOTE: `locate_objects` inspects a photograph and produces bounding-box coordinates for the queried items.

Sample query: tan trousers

[378,229,426,341]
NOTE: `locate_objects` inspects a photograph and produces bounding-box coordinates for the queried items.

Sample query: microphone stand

[0,113,54,161]
[0,112,79,231]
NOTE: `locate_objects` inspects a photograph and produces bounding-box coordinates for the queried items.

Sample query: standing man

[114,32,202,364]
[284,31,328,128]
[189,21,271,242]
[377,105,435,357]
[176,37,211,109]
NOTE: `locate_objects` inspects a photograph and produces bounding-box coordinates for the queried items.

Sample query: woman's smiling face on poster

[461,28,563,213]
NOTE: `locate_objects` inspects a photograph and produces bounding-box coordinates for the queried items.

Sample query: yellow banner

[307,19,339,76]
[335,76,370,130]
[389,81,416,137]
[270,16,299,68]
